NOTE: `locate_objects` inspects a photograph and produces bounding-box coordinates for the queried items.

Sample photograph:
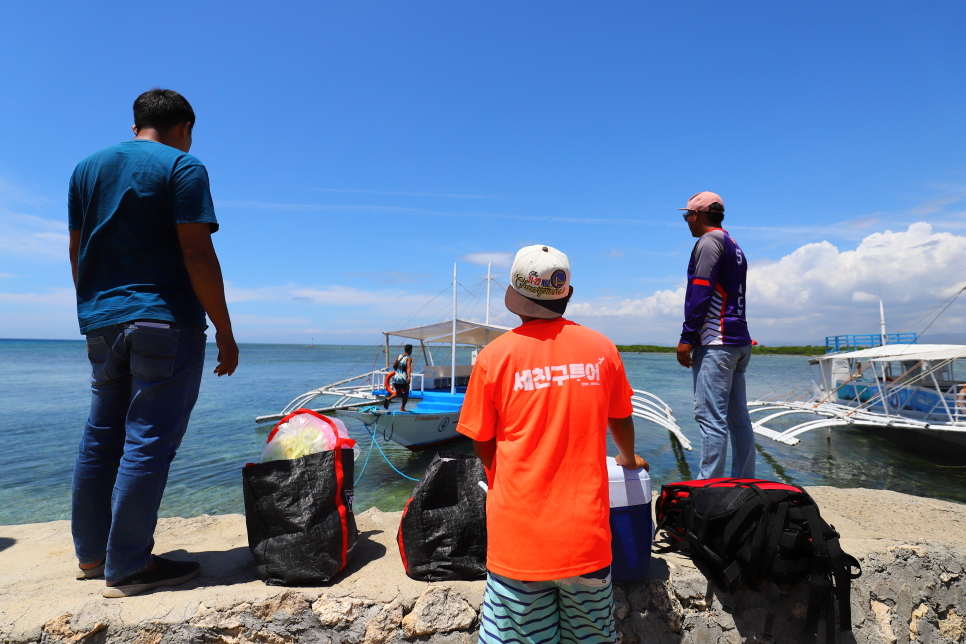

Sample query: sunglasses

[682,210,697,221]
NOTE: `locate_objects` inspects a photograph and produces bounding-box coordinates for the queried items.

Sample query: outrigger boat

[749,331,966,448]
[255,263,691,451]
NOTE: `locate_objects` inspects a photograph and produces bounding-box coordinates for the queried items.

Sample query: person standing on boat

[68,89,238,597]
[676,191,756,480]
[384,344,414,411]
[458,244,648,644]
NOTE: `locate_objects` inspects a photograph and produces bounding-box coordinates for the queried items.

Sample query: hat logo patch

[514,270,567,298]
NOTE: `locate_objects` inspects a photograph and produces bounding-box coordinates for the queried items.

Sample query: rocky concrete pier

[1,487,964,644]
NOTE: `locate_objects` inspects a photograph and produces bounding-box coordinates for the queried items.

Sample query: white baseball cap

[505,244,573,319]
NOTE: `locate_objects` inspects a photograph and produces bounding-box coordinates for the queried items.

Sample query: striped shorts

[478,567,616,644]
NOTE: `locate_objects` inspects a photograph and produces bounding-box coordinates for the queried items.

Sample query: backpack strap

[826,532,862,633]
[758,500,789,581]
[802,503,832,644]
[731,482,771,583]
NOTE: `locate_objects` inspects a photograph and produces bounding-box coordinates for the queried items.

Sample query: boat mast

[451,263,458,396]
[485,262,492,326]
[879,299,887,346]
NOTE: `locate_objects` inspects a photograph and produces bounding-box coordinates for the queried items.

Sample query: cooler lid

[607,456,651,508]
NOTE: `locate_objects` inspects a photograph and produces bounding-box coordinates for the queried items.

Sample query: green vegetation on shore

[617,344,826,356]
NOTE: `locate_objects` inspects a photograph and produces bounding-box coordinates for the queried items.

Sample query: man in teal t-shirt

[68,89,238,598]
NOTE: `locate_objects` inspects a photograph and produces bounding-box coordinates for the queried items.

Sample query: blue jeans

[72,321,206,582]
[692,345,756,480]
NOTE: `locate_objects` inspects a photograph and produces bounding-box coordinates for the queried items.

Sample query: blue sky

[1,2,965,345]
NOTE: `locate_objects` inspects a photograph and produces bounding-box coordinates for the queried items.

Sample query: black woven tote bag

[397,451,487,581]
[242,445,357,585]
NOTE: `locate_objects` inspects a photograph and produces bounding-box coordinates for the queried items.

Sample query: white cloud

[568,223,966,344]
[461,252,514,268]
[0,176,55,209]
[344,270,431,284]
[223,282,282,303]
[0,273,18,279]
[217,200,656,227]
[314,188,517,200]
[290,286,431,307]
[909,193,966,216]
[305,327,384,335]
[223,280,437,309]
[0,212,68,261]
[570,287,684,318]
[0,288,75,306]
[231,314,312,326]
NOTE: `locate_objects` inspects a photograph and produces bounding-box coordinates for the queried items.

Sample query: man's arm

[69,230,80,288]
[608,415,649,470]
[176,222,238,376]
[407,356,413,382]
[473,438,496,470]
[678,235,724,368]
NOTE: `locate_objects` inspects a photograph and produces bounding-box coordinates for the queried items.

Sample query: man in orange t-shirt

[457,244,648,644]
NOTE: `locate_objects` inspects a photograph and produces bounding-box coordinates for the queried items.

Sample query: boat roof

[384,318,511,346]
[823,343,966,362]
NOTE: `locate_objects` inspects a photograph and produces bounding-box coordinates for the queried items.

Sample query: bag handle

[267,408,357,449]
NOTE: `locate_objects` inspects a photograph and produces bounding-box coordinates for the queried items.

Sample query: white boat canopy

[384,319,511,346]
[822,344,966,362]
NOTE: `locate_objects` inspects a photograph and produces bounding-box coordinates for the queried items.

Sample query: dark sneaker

[76,561,105,579]
[383,398,390,409]
[102,556,200,598]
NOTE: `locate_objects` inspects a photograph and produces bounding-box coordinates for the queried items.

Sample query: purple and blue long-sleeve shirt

[680,229,752,347]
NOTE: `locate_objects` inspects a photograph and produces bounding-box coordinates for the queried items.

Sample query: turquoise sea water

[1,339,964,526]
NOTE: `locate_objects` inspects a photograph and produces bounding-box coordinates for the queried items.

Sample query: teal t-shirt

[68,139,219,334]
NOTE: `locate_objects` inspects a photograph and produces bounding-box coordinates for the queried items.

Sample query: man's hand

[214,330,239,376]
[608,415,650,471]
[676,342,693,368]
[177,223,239,377]
[616,453,649,471]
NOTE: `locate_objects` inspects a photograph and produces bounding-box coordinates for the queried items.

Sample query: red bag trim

[397,497,414,574]
[665,478,802,493]
[332,444,350,570]
[267,408,357,449]
[656,478,806,532]
[267,409,356,571]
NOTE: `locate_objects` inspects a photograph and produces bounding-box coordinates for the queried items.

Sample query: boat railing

[370,370,426,394]
[254,369,435,424]
[824,333,918,353]
[631,389,692,450]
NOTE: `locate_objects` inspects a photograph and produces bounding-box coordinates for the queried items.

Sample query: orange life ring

[384,372,396,396]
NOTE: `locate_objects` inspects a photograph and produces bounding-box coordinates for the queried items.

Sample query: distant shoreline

[617,344,826,356]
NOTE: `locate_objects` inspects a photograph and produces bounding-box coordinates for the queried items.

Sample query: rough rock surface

[0,487,964,643]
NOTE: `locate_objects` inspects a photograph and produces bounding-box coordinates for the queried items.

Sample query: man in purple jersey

[675,191,756,479]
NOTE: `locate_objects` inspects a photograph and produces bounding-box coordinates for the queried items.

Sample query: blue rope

[353,435,375,485]
[359,417,419,482]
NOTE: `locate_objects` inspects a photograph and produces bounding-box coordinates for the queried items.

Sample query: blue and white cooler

[607,456,652,582]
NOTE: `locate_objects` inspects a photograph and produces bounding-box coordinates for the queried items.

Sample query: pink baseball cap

[678,191,725,213]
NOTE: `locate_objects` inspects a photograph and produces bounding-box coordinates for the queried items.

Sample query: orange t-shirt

[456,317,634,580]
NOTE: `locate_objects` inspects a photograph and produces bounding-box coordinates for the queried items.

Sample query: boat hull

[899,426,966,449]
[339,409,463,450]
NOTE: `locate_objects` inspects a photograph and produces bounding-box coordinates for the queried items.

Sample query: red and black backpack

[656,478,861,644]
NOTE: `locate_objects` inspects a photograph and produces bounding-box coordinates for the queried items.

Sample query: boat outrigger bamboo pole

[452,263,458,395]
[385,333,390,370]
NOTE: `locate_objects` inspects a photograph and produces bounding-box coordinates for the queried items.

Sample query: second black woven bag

[397,451,487,581]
